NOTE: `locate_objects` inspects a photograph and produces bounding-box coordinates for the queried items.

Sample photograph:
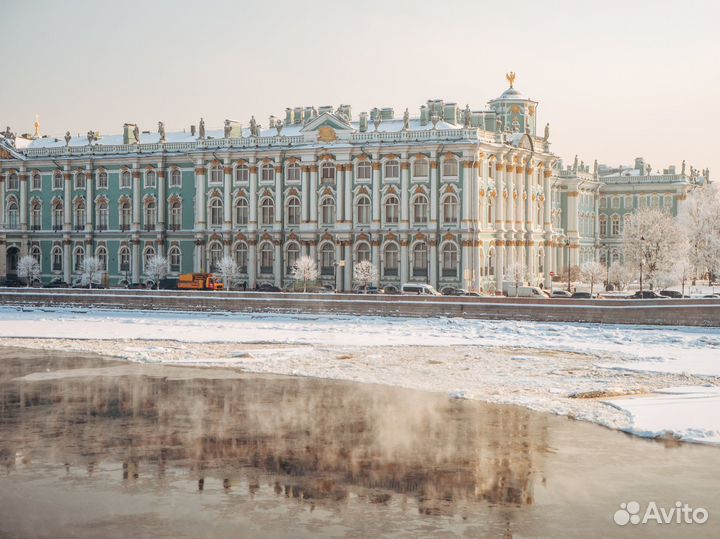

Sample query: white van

[400,283,442,296]
[502,283,547,298]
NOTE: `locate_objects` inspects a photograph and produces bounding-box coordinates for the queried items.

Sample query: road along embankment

[1,288,719,327]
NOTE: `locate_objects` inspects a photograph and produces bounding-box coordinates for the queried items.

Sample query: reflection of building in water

[0,355,549,517]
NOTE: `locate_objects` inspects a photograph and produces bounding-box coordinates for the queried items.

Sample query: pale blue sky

[2,0,718,174]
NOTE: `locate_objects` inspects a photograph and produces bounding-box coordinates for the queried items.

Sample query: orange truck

[177,273,224,291]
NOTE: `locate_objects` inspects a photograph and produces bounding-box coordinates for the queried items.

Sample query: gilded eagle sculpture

[506,71,516,88]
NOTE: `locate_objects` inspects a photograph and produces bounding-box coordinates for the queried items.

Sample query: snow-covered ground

[0,306,718,446]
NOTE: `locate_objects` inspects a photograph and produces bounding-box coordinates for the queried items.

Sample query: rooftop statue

[33,114,41,139]
[506,71,516,89]
[249,116,257,137]
[224,119,231,138]
[403,108,410,131]
[199,118,205,140]
[463,104,472,128]
[275,119,283,136]
[681,160,686,175]
[158,121,166,142]
[133,124,140,144]
[87,130,95,145]
[65,131,71,146]
[543,123,550,141]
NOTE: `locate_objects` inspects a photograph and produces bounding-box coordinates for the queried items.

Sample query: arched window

[6,200,18,229]
[73,246,85,272]
[53,171,63,190]
[320,197,335,225]
[487,197,494,224]
[210,163,223,184]
[664,194,673,209]
[287,162,301,182]
[30,245,41,264]
[235,163,249,183]
[209,198,223,227]
[320,243,334,275]
[261,163,275,182]
[383,243,399,276]
[235,197,249,226]
[412,194,429,225]
[286,242,300,273]
[611,215,620,236]
[119,199,131,230]
[442,194,458,224]
[234,242,248,271]
[73,200,86,230]
[599,215,607,236]
[208,242,223,271]
[384,195,399,224]
[356,161,371,180]
[169,199,182,230]
[356,242,370,263]
[143,246,156,273]
[487,248,495,276]
[96,246,107,271]
[286,196,301,225]
[32,173,41,190]
[442,157,459,177]
[384,159,399,179]
[413,158,428,178]
[441,243,458,277]
[144,199,157,229]
[96,199,109,230]
[119,246,131,272]
[260,198,274,225]
[412,242,428,277]
[97,171,108,189]
[259,242,274,273]
[52,246,63,271]
[120,170,131,189]
[538,249,544,274]
[170,169,182,187]
[321,162,335,182]
[168,246,182,272]
[356,195,370,225]
[30,201,41,230]
[52,201,63,230]
[145,170,156,189]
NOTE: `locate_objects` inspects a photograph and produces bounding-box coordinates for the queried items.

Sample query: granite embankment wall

[1,288,719,327]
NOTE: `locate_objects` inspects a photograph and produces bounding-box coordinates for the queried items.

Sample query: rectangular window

[32,174,42,190]
[97,172,108,189]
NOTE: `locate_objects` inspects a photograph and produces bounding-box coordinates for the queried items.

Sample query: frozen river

[0,347,718,538]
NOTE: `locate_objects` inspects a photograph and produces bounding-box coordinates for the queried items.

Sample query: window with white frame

[74,246,85,272]
[169,200,182,229]
[235,197,248,226]
[611,215,620,236]
[320,243,334,275]
[208,243,222,271]
[442,194,458,224]
[412,194,429,224]
[259,242,274,272]
[624,195,633,209]
[356,195,370,225]
[321,197,335,225]
[169,246,181,272]
[96,247,107,271]
[120,170,131,189]
[260,198,274,225]
[209,198,223,227]
[235,163,249,183]
[32,173,41,190]
[321,163,335,182]
[286,242,300,273]
[97,171,108,189]
[75,173,86,190]
[442,157,459,177]
[30,202,41,230]
[356,161,371,180]
[413,158,428,178]
[413,242,428,275]
[7,173,19,190]
[97,200,109,230]
[356,243,370,263]
[119,246,131,272]
[261,163,275,182]
[119,200,131,229]
[384,160,399,179]
[73,200,85,229]
[170,169,182,187]
[52,246,63,271]
[210,163,223,185]
[53,171,63,190]
[384,244,398,276]
[286,196,300,225]
[145,170,156,189]
[287,163,301,182]
[144,200,157,228]
[52,201,63,229]
[234,242,248,271]
[441,243,458,276]
[384,195,399,224]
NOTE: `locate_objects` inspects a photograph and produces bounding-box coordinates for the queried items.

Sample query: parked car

[659,290,688,298]
[629,290,667,299]
[442,288,467,296]
[570,292,595,299]
[551,290,572,298]
[463,291,482,297]
[257,283,281,292]
[400,283,441,296]
[701,293,720,299]
[502,284,547,298]
[43,278,69,288]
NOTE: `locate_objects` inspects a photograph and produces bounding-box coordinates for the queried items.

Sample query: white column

[461,162,472,224]
[494,159,505,291]
[371,160,380,225]
[132,238,140,284]
[400,160,409,225]
[461,241,470,288]
[473,239,482,291]
[273,241,281,287]
[274,164,283,228]
[19,171,28,231]
[63,169,72,229]
[301,165,309,223]
[429,240,438,287]
[63,239,71,284]
[85,167,93,231]
[430,160,438,224]
[400,238,409,284]
[343,241,352,291]
[0,173,5,230]
[248,160,257,229]
[344,164,353,224]
[132,166,141,231]
[371,240,380,287]
[335,243,342,290]
[157,166,166,229]
[543,167,553,288]
[248,241,257,288]
[309,164,318,225]
[336,164,344,223]
[223,161,232,229]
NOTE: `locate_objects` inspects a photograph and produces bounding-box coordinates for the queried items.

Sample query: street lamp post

[565,238,571,292]
[639,235,645,296]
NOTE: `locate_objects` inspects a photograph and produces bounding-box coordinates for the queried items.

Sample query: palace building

[0,76,708,291]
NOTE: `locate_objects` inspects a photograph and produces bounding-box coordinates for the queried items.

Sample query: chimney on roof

[420,105,428,126]
[359,112,368,132]
[190,125,196,136]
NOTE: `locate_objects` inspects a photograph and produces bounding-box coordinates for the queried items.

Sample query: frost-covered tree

[144,255,168,290]
[505,261,527,297]
[17,255,40,287]
[608,261,634,291]
[80,256,103,289]
[353,259,377,292]
[291,255,318,292]
[678,184,720,281]
[623,207,687,290]
[580,260,605,296]
[217,255,239,291]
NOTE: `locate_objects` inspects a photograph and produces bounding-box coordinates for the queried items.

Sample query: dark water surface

[0,347,718,539]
